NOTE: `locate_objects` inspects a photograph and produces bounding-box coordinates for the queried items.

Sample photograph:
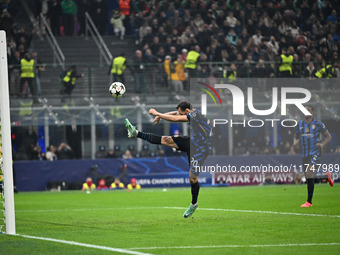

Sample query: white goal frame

[0,30,16,234]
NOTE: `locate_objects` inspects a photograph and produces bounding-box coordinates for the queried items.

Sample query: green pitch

[1,184,340,255]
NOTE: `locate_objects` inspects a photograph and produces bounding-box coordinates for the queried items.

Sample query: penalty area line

[129,243,340,250]
[14,234,153,255]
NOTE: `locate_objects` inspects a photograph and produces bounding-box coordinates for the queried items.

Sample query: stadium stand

[2,0,340,159]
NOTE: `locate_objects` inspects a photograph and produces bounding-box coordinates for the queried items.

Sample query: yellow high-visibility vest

[19,100,33,116]
[63,71,76,85]
[185,51,200,69]
[279,54,293,74]
[111,182,124,189]
[111,56,126,75]
[315,65,334,78]
[223,70,237,82]
[20,59,35,78]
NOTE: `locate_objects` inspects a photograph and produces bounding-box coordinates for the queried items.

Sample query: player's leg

[301,156,315,207]
[183,148,210,218]
[125,118,179,149]
[183,170,199,218]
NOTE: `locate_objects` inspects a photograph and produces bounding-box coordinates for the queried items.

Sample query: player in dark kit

[291,105,333,207]
[125,101,212,217]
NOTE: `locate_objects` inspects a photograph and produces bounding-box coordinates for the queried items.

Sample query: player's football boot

[125,118,138,138]
[326,172,334,187]
[183,203,198,218]
[300,201,313,207]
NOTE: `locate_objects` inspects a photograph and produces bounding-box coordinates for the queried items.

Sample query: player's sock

[191,181,200,204]
[307,178,314,204]
[137,131,162,144]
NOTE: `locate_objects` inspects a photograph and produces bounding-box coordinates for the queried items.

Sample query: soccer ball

[109,82,126,98]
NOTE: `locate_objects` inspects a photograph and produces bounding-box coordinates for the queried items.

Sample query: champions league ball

[109,82,126,98]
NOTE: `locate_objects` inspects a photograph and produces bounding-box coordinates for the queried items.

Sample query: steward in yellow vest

[223,63,237,82]
[185,45,200,79]
[279,48,293,77]
[109,53,126,83]
[315,64,335,78]
[19,53,35,97]
[61,65,84,95]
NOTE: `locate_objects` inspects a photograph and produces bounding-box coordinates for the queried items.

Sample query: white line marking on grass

[163,207,340,218]
[14,234,153,255]
[16,206,340,218]
[129,243,340,250]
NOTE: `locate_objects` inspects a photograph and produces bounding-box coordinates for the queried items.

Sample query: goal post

[0,30,16,234]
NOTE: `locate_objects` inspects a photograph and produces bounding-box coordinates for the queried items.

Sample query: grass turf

[1,184,340,254]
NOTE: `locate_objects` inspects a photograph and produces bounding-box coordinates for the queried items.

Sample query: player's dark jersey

[295,118,327,158]
[187,108,212,150]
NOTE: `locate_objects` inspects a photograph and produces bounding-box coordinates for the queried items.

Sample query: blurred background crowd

[1,0,340,160]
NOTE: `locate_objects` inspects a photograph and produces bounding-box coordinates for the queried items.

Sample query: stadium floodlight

[0,31,16,234]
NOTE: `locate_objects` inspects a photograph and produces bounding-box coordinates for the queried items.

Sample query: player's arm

[149,109,188,122]
[318,130,332,150]
[152,111,178,124]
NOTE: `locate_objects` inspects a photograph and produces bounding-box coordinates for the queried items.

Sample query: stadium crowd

[2,0,340,159]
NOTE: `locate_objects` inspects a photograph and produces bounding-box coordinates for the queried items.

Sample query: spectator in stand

[139,21,150,45]
[251,30,263,46]
[142,27,153,46]
[76,0,90,37]
[226,28,238,46]
[0,9,13,36]
[23,126,38,159]
[181,49,188,62]
[46,145,57,161]
[226,11,237,28]
[8,50,21,96]
[110,10,125,40]
[61,0,77,36]
[57,141,74,159]
[106,148,115,158]
[130,50,144,93]
[132,12,144,45]
[169,46,177,61]
[48,0,62,36]
[123,149,133,159]
[326,10,337,24]
[31,51,45,96]
[312,19,324,39]
[266,36,279,55]
[30,144,44,160]
[150,36,161,56]
[91,0,107,35]
[119,0,131,35]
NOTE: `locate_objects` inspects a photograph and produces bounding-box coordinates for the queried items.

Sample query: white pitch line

[14,234,153,255]
[163,206,340,218]
[129,243,340,250]
[16,206,340,218]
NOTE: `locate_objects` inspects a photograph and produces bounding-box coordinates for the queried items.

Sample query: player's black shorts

[172,135,210,176]
[302,154,321,171]
[172,135,190,153]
